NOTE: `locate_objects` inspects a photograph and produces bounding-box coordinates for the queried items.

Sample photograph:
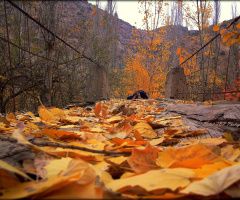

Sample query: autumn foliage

[1,99,240,199]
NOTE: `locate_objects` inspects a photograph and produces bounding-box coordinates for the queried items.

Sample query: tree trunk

[42,39,54,107]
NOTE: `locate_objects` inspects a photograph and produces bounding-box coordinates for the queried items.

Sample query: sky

[88,1,239,30]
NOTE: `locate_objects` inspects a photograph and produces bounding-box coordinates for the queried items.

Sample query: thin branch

[0,136,131,156]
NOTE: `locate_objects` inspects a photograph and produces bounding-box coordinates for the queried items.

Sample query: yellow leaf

[149,137,165,146]
[193,161,236,178]
[107,116,123,123]
[38,106,56,122]
[236,23,240,29]
[213,25,219,31]
[44,157,73,178]
[181,163,240,196]
[133,122,157,138]
[106,168,196,192]
[50,108,64,118]
[0,172,85,199]
[108,156,127,165]
[90,165,113,185]
[105,131,126,139]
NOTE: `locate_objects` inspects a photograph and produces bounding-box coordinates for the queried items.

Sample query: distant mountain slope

[58,0,232,68]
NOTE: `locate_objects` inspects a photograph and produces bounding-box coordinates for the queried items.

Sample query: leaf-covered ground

[0,99,240,199]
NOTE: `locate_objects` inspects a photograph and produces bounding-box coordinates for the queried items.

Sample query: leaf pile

[0,99,240,199]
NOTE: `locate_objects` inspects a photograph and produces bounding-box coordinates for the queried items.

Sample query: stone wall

[165,66,188,100]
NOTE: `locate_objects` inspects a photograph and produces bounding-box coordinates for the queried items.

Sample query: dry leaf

[181,163,240,196]
[50,107,65,118]
[134,129,145,141]
[156,144,222,168]
[6,113,17,123]
[127,143,159,173]
[94,102,101,117]
[42,128,82,140]
[133,122,157,138]
[106,168,196,193]
[38,106,56,122]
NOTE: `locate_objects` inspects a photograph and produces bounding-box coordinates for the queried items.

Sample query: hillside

[58,1,232,68]
[58,1,140,51]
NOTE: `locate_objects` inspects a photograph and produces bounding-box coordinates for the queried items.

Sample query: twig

[0,136,131,156]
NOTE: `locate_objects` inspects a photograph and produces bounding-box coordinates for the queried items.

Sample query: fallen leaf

[42,128,82,140]
[44,157,73,178]
[50,107,65,118]
[38,106,56,122]
[193,161,236,178]
[133,122,157,138]
[127,143,159,173]
[181,163,240,196]
[6,113,17,123]
[94,102,101,117]
[156,144,222,168]
[149,137,165,146]
[106,168,196,193]
[107,116,123,123]
[0,116,10,125]
[105,131,127,139]
[134,129,145,141]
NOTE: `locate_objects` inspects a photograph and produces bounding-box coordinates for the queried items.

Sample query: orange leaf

[134,129,145,141]
[114,121,132,137]
[94,102,101,117]
[220,29,226,34]
[6,113,17,123]
[19,116,29,121]
[156,144,221,168]
[101,108,107,117]
[0,169,21,189]
[38,106,56,122]
[193,161,235,178]
[213,25,219,31]
[42,128,82,140]
[127,143,160,173]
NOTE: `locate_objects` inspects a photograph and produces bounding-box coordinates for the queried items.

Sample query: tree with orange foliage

[121,0,172,99]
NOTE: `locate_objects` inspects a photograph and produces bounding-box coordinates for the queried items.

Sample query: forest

[0,0,240,113]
